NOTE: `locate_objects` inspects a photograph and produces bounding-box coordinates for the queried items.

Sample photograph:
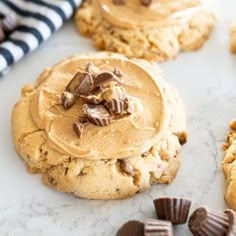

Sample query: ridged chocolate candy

[83,104,112,127]
[66,72,93,96]
[61,91,76,110]
[73,118,89,138]
[102,86,133,115]
[188,207,230,236]
[113,67,123,77]
[93,72,121,88]
[144,219,174,236]
[117,220,144,236]
[224,209,236,236]
[106,99,126,114]
[154,197,191,224]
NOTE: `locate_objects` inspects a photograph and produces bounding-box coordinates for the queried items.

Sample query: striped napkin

[0,0,81,76]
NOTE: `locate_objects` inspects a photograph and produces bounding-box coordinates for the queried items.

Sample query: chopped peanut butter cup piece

[188,207,230,236]
[141,0,152,6]
[144,219,174,236]
[118,160,135,176]
[154,197,192,224]
[117,220,144,236]
[102,86,133,115]
[73,118,89,138]
[113,67,123,77]
[66,72,93,96]
[80,94,103,104]
[93,72,121,88]
[106,99,126,114]
[102,86,127,103]
[61,91,76,110]
[113,0,126,5]
[83,104,112,126]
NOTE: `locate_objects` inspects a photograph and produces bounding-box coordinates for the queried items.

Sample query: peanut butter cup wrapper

[153,197,191,224]
[224,209,236,235]
[188,207,230,236]
[144,219,173,236]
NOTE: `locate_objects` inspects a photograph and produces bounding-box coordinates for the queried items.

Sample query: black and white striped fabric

[0,0,81,76]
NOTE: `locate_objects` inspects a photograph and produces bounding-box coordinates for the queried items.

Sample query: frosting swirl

[95,0,202,29]
[30,54,170,160]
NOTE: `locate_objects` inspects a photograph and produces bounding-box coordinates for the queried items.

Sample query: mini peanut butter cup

[116,220,144,236]
[153,197,191,224]
[83,104,112,127]
[224,209,236,235]
[66,72,93,96]
[188,207,230,236]
[144,219,174,236]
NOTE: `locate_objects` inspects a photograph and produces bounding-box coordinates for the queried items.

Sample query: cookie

[75,0,215,61]
[230,23,236,53]
[222,120,236,210]
[11,52,187,199]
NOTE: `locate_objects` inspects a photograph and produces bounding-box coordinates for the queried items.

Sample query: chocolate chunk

[80,94,103,104]
[113,67,123,77]
[106,99,126,115]
[224,209,236,235]
[85,62,100,76]
[93,72,121,88]
[83,104,112,126]
[117,220,144,236]
[102,86,133,115]
[124,99,133,114]
[144,219,174,236]
[85,62,94,73]
[0,23,5,43]
[113,0,126,5]
[2,13,19,33]
[102,86,127,103]
[141,0,152,6]
[188,207,230,236]
[66,72,93,96]
[61,91,76,110]
[142,151,150,157]
[154,197,191,225]
[118,160,135,176]
[73,118,89,138]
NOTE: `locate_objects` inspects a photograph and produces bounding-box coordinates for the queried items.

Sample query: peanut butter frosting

[95,0,203,29]
[29,53,170,160]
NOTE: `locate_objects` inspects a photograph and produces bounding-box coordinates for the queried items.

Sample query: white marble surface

[1,1,236,235]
